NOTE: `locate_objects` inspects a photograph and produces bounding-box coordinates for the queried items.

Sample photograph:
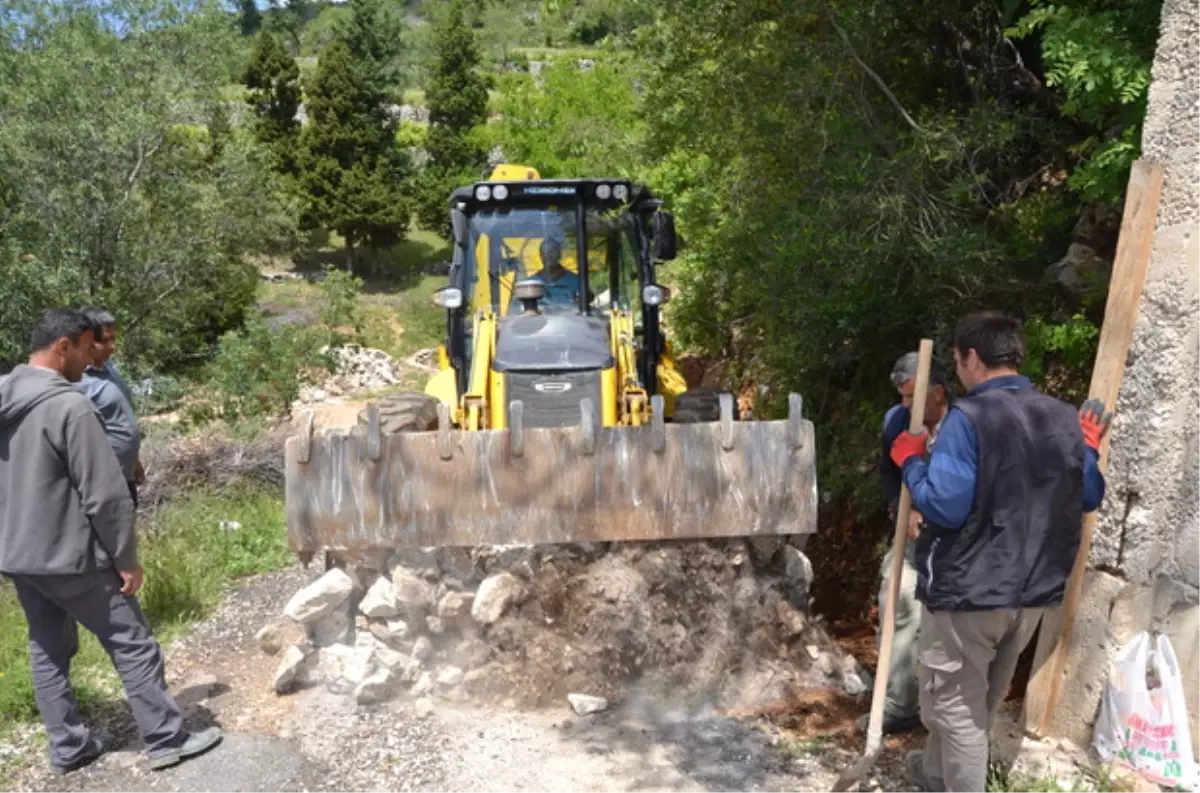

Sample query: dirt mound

[481,542,813,708]
[277,538,872,717]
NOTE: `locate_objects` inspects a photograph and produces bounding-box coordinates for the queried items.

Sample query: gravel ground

[2,566,915,793]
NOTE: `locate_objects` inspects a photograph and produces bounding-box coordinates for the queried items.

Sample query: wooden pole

[1021,159,1164,737]
[833,338,933,792]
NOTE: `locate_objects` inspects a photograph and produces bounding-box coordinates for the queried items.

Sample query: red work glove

[890,429,928,468]
[1079,398,1113,451]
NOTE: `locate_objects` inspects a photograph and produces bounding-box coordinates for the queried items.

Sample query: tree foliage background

[0,0,1165,615]
[0,0,296,375]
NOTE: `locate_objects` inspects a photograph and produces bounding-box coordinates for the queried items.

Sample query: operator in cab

[530,238,580,305]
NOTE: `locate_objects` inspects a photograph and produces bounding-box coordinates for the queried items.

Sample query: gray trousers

[877,545,922,722]
[8,569,185,765]
[917,605,1044,792]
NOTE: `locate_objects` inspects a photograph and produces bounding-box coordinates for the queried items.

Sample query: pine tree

[338,0,406,101]
[207,101,232,164]
[239,0,262,37]
[242,30,301,173]
[296,39,410,273]
[416,0,490,236]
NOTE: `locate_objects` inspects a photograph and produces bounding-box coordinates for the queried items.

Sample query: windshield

[464,206,628,315]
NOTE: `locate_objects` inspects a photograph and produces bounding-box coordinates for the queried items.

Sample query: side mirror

[652,212,677,261]
[450,206,468,248]
[432,286,463,309]
[642,284,672,306]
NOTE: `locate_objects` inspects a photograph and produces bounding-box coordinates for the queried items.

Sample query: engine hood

[493,310,614,372]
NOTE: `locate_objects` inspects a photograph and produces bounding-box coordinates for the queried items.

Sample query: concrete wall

[1047,0,1199,756]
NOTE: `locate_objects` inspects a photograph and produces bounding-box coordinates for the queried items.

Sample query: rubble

[471,573,523,624]
[360,576,401,618]
[274,645,310,694]
[284,568,354,624]
[567,693,609,716]
[264,539,867,712]
[294,344,408,406]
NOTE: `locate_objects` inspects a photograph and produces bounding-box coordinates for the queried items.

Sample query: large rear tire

[358,391,441,434]
[671,387,740,423]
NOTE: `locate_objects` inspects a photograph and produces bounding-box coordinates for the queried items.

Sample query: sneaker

[147,727,223,771]
[48,733,110,776]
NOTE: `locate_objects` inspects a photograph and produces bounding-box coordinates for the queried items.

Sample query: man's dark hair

[954,311,1026,369]
[80,306,116,337]
[30,308,94,352]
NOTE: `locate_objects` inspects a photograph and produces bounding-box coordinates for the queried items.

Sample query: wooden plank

[1021,159,1165,737]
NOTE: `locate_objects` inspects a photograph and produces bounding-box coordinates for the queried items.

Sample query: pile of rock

[261,539,873,714]
[295,345,405,405]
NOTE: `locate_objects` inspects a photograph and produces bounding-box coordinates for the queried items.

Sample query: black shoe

[855,712,921,735]
[48,733,110,776]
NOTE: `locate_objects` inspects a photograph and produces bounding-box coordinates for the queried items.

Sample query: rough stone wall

[1050,0,1200,754]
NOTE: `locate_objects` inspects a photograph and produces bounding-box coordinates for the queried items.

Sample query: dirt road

[4,567,915,792]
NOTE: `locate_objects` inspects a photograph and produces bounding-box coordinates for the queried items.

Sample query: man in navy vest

[888,311,1109,792]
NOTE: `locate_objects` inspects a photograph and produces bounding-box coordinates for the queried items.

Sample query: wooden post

[1021,159,1165,737]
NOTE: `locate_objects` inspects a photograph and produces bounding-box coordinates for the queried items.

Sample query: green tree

[337,0,407,101]
[1008,0,1160,204]
[0,0,295,374]
[265,0,315,52]
[491,55,643,177]
[239,0,262,37]
[415,0,491,236]
[242,29,301,172]
[296,39,411,273]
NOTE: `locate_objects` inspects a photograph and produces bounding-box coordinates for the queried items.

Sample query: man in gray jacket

[77,307,143,507]
[0,309,220,775]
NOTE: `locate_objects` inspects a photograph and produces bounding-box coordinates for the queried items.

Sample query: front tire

[358,391,441,434]
[671,387,740,423]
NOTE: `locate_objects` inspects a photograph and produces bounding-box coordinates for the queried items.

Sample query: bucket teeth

[436,403,453,460]
[719,392,736,451]
[788,393,805,449]
[580,398,596,455]
[650,394,666,453]
[366,404,382,462]
[509,400,525,458]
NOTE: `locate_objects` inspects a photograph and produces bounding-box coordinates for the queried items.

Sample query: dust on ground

[3,566,916,793]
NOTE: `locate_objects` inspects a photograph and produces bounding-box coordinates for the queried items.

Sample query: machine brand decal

[521,185,576,195]
[533,381,573,393]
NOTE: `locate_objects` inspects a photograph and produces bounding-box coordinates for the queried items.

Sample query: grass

[985,762,1135,792]
[258,273,446,362]
[0,484,290,726]
[257,222,451,363]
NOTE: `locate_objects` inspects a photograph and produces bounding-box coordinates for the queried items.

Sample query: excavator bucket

[284,394,816,560]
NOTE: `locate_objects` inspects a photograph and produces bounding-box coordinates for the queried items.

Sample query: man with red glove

[892,311,1109,793]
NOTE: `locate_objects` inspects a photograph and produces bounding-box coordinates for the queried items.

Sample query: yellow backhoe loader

[284,165,817,563]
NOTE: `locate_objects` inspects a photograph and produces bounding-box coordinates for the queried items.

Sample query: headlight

[492,184,509,200]
[613,184,629,202]
[432,287,464,309]
[595,183,612,200]
[474,185,492,201]
[642,284,671,306]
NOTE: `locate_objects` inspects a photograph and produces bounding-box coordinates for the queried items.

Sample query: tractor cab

[427,166,681,431]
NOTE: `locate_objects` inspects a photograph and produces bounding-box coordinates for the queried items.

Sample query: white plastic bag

[1094,631,1197,790]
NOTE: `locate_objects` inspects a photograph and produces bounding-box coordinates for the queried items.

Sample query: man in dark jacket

[0,309,221,775]
[865,352,954,736]
[889,311,1108,792]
